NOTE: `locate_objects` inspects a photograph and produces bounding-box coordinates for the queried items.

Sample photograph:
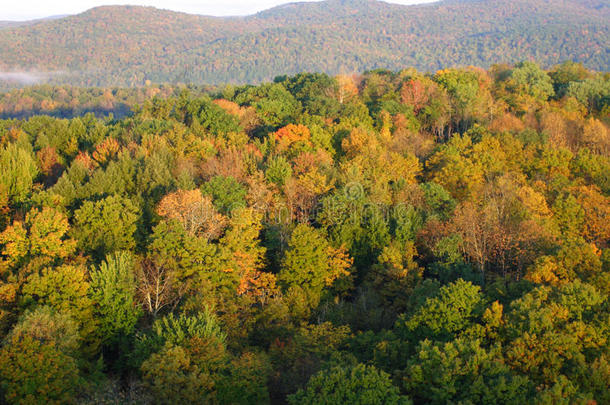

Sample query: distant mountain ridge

[0,14,69,29]
[0,0,607,87]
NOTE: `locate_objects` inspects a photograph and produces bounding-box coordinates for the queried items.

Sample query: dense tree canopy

[0,62,608,404]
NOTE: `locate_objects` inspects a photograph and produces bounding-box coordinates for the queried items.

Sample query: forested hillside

[0,0,608,88]
[0,61,609,403]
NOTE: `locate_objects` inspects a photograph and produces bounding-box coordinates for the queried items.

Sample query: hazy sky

[2,0,437,21]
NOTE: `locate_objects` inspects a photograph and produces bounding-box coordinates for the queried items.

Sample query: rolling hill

[0,0,608,87]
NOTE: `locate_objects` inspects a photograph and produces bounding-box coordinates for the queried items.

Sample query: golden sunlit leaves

[92,137,120,167]
[581,118,609,155]
[573,185,610,248]
[274,124,312,152]
[526,256,569,286]
[157,189,228,240]
[335,74,359,104]
[0,207,76,273]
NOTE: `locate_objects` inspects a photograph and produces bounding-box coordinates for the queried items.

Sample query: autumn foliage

[0,63,608,404]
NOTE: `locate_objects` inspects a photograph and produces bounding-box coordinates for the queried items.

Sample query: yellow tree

[335,74,359,104]
[0,207,76,274]
[91,137,120,167]
[573,185,610,249]
[580,118,609,156]
[274,124,312,153]
[426,135,485,201]
[369,241,423,312]
[0,307,82,404]
[21,265,98,354]
[157,189,228,240]
[340,127,421,204]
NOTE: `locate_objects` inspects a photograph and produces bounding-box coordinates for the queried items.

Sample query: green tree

[269,322,352,401]
[434,68,486,132]
[139,310,229,404]
[183,96,241,136]
[238,83,300,128]
[216,352,271,405]
[0,143,39,206]
[0,307,82,404]
[549,61,590,98]
[289,363,410,405]
[89,251,141,348]
[201,175,247,215]
[265,155,292,187]
[20,265,98,354]
[276,72,340,117]
[503,281,606,386]
[403,338,531,404]
[368,241,422,313]
[72,195,139,257]
[566,76,610,113]
[399,279,485,343]
[278,224,352,309]
[134,310,226,368]
[509,61,555,102]
[146,218,218,286]
[141,343,216,405]
[421,182,457,221]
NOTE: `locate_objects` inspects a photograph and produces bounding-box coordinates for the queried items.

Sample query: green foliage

[0,62,607,404]
[72,195,139,257]
[0,206,76,272]
[393,205,424,244]
[265,155,292,186]
[254,84,300,127]
[151,310,226,347]
[135,150,174,199]
[141,343,216,404]
[9,306,80,355]
[20,265,98,354]
[138,309,265,404]
[269,322,353,400]
[318,190,391,268]
[89,251,141,347]
[186,96,241,136]
[509,61,555,102]
[503,281,606,386]
[216,352,272,405]
[0,143,39,205]
[434,69,481,125]
[84,152,137,199]
[0,307,82,404]
[147,218,215,280]
[279,224,351,309]
[399,279,485,342]
[201,175,247,214]
[404,338,530,404]
[566,76,610,112]
[289,363,410,405]
[572,148,610,193]
[421,182,457,221]
[549,61,591,98]
[134,310,226,367]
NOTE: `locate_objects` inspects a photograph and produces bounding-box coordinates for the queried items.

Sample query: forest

[0,0,608,88]
[0,61,609,404]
